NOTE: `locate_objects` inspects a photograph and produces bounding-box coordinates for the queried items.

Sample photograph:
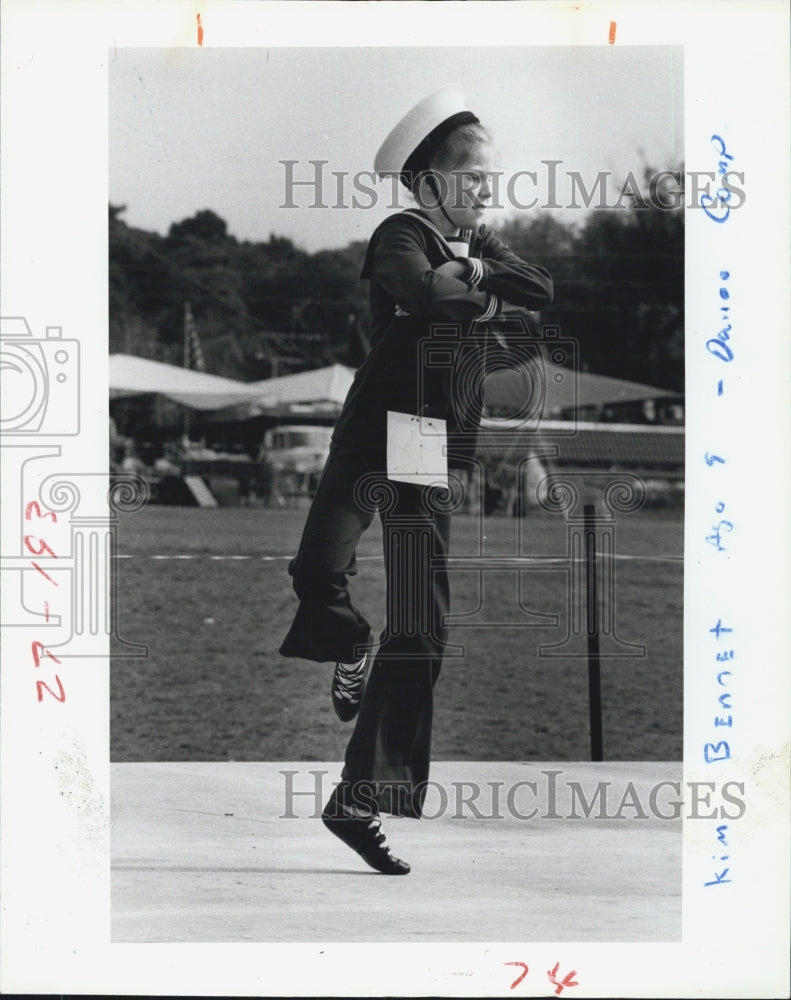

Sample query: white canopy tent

[483,359,681,418]
[215,364,356,420]
[250,364,354,411]
[110,354,678,422]
[238,360,675,420]
[109,354,262,411]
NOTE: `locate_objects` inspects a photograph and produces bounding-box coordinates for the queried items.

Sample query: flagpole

[183,301,191,445]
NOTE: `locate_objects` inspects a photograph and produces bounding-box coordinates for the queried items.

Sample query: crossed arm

[373,219,553,323]
[433,260,533,314]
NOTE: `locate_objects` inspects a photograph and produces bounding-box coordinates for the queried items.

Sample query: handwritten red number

[547,963,579,996]
[25,502,65,703]
[31,562,59,586]
[505,962,529,990]
[36,675,66,703]
[24,534,57,558]
[25,501,57,523]
[31,641,62,668]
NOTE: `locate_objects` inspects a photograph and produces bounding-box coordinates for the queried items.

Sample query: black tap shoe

[322,788,411,875]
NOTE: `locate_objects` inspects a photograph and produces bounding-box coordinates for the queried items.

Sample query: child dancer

[280,86,553,873]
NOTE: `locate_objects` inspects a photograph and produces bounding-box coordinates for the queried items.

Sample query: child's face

[440,142,497,229]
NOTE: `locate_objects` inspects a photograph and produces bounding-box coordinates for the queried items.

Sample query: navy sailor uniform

[333,209,553,464]
[280,208,552,817]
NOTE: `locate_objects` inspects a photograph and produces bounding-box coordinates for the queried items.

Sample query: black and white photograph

[1,2,789,997]
[108,43,687,943]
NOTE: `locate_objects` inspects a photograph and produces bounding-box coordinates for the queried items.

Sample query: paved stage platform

[112,761,682,943]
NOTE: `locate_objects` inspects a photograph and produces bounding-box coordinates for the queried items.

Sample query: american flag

[184,301,205,371]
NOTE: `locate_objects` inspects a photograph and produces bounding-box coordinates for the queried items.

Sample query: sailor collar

[360,209,484,279]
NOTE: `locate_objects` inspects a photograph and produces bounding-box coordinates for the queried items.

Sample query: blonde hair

[401,120,492,192]
[425,122,492,174]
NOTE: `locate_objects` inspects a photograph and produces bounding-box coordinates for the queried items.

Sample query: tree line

[109,169,683,391]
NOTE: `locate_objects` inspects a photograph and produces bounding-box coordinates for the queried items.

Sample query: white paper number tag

[386,410,448,489]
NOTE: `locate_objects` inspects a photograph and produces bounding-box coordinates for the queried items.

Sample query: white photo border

[1,1,789,996]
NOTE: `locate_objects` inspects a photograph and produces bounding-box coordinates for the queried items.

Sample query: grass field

[111,503,683,762]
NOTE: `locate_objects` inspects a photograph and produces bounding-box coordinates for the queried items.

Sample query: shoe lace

[366,815,390,851]
[336,804,395,858]
[333,656,366,701]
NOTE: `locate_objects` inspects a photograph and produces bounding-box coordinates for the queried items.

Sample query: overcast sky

[109,45,683,251]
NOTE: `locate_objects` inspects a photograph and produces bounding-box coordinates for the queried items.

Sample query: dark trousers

[279,442,452,817]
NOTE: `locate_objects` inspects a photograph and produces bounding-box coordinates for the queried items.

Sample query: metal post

[584,502,603,761]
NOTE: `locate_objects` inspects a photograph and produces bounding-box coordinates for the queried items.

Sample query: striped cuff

[465,257,485,287]
[477,292,500,322]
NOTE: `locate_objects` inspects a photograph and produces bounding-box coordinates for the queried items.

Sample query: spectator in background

[121,441,147,476]
[153,443,181,477]
[109,416,126,471]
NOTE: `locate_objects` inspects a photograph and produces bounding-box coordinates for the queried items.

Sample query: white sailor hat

[374,85,480,183]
